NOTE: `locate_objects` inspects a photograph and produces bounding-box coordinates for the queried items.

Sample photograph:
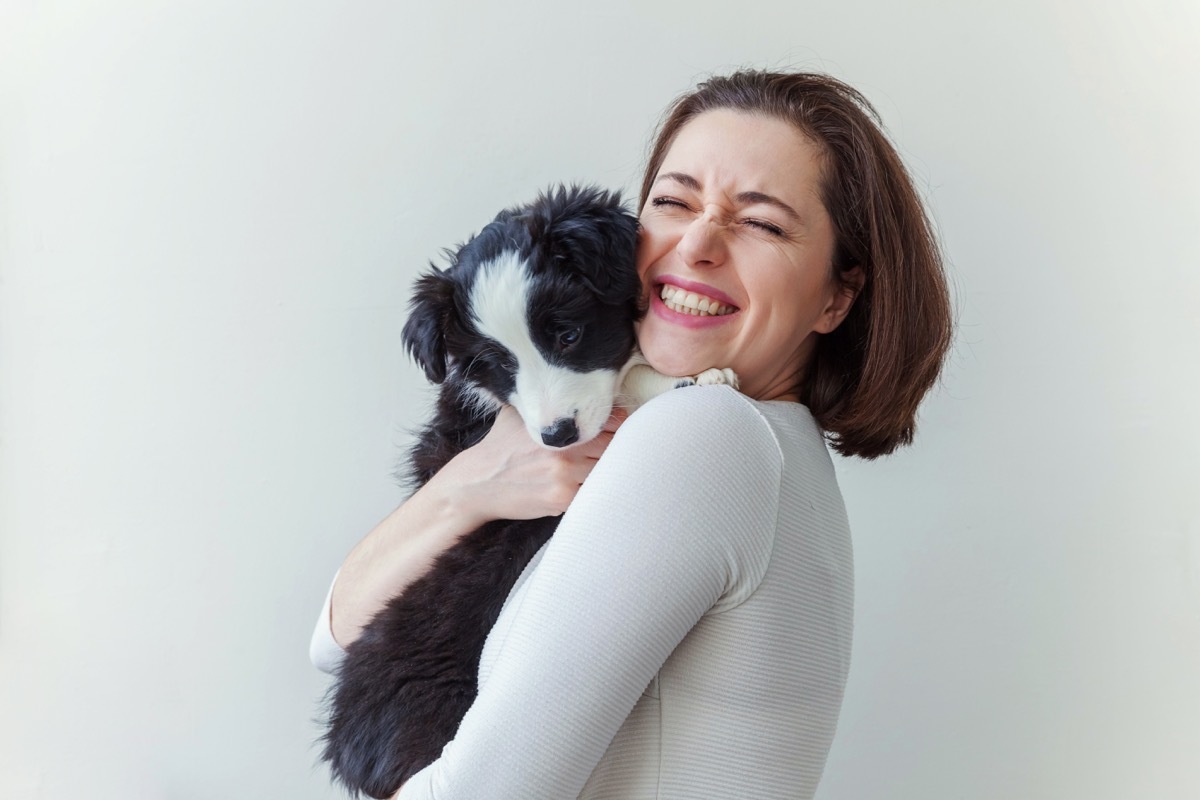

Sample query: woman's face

[636,109,859,402]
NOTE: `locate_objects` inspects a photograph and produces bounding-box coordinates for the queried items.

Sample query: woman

[311,70,952,799]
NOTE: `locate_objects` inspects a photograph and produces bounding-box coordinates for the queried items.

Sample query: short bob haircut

[640,70,953,459]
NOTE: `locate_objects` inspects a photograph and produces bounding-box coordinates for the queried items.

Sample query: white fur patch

[470,252,619,447]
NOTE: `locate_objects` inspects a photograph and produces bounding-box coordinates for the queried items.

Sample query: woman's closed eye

[650,196,690,211]
[742,218,786,237]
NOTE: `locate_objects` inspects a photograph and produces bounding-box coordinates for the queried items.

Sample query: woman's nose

[674,213,727,268]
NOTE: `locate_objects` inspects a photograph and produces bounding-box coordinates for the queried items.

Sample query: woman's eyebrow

[656,171,703,192]
[735,190,802,225]
[655,172,802,224]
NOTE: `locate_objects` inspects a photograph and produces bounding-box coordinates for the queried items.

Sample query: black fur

[320,185,642,798]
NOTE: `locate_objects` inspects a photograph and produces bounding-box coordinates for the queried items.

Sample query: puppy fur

[320,186,644,798]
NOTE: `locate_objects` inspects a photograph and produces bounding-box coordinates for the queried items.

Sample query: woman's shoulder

[629,383,772,429]
[619,387,836,495]
[613,385,784,478]
[626,385,821,453]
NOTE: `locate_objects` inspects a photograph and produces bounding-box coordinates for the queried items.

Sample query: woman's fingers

[446,404,623,521]
[603,405,630,433]
[574,429,614,460]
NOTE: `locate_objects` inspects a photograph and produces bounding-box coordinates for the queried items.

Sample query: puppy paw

[672,377,697,389]
[692,368,740,390]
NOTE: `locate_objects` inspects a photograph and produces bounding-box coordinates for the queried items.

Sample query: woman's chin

[637,345,708,380]
[636,314,741,379]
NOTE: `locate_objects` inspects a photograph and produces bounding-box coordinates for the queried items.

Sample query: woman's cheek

[634,236,654,280]
[635,221,674,277]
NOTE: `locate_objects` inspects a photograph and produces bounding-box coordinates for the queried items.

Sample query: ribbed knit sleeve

[309,571,344,675]
[397,385,783,799]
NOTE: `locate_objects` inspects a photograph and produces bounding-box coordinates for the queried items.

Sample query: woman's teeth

[659,285,735,317]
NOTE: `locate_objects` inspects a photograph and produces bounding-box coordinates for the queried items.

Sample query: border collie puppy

[320,185,734,799]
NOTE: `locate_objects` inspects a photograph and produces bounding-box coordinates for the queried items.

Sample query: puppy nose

[540,418,579,448]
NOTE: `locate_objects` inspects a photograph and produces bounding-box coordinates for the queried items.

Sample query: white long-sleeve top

[311,385,854,799]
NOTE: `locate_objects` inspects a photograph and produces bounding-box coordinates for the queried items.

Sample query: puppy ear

[533,185,642,303]
[402,267,457,384]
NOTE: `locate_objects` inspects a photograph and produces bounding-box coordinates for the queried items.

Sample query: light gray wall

[2,1,1197,798]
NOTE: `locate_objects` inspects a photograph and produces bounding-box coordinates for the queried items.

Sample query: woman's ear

[815,267,865,334]
[402,269,457,384]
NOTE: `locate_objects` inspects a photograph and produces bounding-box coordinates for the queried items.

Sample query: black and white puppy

[320,185,733,798]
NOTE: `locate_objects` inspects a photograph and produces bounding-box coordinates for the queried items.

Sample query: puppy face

[403,186,642,448]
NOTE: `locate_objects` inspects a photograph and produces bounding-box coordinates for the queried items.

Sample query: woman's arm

[396,386,781,799]
[318,405,620,657]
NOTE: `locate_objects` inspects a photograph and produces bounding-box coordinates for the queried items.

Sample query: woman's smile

[650,275,741,327]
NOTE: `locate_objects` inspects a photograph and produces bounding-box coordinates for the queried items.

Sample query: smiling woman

[637,73,952,459]
[313,70,952,800]
[637,109,856,405]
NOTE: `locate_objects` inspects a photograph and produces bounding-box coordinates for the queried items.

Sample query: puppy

[320,185,734,798]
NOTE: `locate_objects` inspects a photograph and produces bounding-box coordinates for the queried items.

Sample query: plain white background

[2,1,1197,798]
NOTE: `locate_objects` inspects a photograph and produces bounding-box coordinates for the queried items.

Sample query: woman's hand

[431,405,627,526]
[328,404,626,649]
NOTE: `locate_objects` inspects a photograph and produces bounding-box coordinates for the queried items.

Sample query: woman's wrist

[422,451,490,532]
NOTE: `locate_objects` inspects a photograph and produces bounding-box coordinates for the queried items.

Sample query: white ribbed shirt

[311,385,854,799]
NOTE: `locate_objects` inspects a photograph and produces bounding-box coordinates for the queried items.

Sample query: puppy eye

[558,327,582,348]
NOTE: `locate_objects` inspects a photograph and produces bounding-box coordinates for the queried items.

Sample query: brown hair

[640,70,953,459]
